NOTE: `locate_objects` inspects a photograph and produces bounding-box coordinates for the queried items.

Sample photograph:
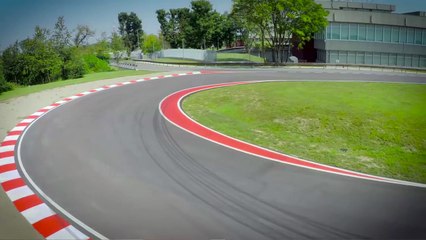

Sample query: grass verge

[216,53,265,63]
[0,70,156,102]
[183,82,426,183]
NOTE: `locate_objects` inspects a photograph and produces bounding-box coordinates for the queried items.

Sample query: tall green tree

[118,12,144,55]
[142,34,162,55]
[232,0,328,63]
[111,31,125,62]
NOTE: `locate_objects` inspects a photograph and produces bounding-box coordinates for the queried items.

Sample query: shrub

[83,54,112,73]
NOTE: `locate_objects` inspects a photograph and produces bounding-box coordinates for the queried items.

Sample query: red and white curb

[0,71,211,239]
[159,81,426,189]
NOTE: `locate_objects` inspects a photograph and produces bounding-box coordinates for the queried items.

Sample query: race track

[17,69,426,239]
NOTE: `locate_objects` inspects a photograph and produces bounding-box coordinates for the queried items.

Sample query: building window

[330,51,339,63]
[359,24,366,41]
[350,24,358,40]
[405,55,412,67]
[407,28,414,44]
[389,54,397,66]
[367,25,375,41]
[365,52,373,65]
[348,51,356,64]
[326,25,331,39]
[415,29,422,45]
[397,54,405,66]
[339,51,348,63]
[400,27,407,43]
[375,25,383,42]
[373,53,381,65]
[423,29,426,45]
[356,52,365,64]
[381,53,389,65]
[341,23,349,40]
[412,55,419,67]
[420,56,426,68]
[391,27,399,43]
[383,26,391,43]
[332,23,340,39]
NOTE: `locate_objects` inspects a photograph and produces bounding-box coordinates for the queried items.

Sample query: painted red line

[1,177,25,192]
[102,86,110,89]
[116,83,124,86]
[63,98,73,101]
[160,82,385,182]
[1,140,17,146]
[75,93,85,97]
[0,151,14,159]
[32,214,70,238]
[14,194,44,212]
[27,115,39,119]
[130,80,138,83]
[158,75,165,78]
[0,163,16,173]
[143,77,151,80]
[89,89,98,93]
[50,103,61,107]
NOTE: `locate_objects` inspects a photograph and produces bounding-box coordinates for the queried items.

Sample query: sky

[0,0,425,50]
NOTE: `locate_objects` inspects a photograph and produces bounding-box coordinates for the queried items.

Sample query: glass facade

[317,22,426,67]
[323,50,426,68]
[324,22,426,46]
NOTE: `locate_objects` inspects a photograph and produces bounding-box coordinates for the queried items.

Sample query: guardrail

[130,59,426,73]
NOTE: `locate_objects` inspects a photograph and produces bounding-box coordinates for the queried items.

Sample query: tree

[118,12,143,55]
[142,34,162,55]
[74,25,95,47]
[111,31,125,62]
[232,0,328,63]
[51,16,71,51]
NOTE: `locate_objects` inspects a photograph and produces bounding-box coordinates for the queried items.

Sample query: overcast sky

[0,0,425,50]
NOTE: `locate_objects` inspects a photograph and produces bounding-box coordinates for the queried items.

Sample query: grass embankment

[0,70,156,102]
[183,82,426,183]
[216,53,265,63]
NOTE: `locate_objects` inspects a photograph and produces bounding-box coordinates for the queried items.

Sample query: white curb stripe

[20,119,34,124]
[31,112,45,117]
[11,126,26,132]
[47,225,88,240]
[0,157,14,166]
[4,135,19,141]
[0,170,20,183]
[7,185,34,201]
[0,145,14,153]
[21,203,55,224]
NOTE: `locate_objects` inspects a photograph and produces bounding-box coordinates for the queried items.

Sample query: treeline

[0,16,118,93]
[156,0,236,49]
[156,0,328,63]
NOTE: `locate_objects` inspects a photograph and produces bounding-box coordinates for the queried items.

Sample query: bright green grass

[154,57,200,63]
[216,53,265,63]
[183,82,426,183]
[0,70,156,102]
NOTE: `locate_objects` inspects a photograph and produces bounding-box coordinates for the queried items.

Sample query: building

[313,0,426,68]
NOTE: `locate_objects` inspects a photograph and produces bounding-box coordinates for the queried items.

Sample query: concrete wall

[154,49,217,62]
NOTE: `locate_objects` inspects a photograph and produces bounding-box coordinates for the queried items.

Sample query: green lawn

[153,57,200,63]
[216,53,265,63]
[183,82,426,183]
[0,70,156,102]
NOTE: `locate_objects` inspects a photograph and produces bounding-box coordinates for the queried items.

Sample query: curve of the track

[19,69,426,239]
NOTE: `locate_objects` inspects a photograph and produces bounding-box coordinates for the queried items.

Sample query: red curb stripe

[160,82,389,183]
[38,108,49,112]
[0,163,16,173]
[32,214,70,238]
[17,122,30,127]
[14,194,44,212]
[1,140,17,146]
[75,93,85,97]
[7,130,23,136]
[0,151,14,159]
[1,178,25,192]
[27,115,39,119]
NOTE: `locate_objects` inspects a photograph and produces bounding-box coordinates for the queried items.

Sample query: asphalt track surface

[19,69,426,239]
